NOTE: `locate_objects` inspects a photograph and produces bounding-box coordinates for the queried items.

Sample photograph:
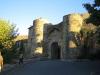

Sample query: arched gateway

[51,42,60,59]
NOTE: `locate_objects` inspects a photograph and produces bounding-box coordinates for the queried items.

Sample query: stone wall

[32,18,48,56]
[27,13,84,59]
[65,14,83,59]
[61,14,83,59]
[45,24,62,59]
[27,26,34,57]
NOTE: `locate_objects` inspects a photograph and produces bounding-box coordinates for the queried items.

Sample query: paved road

[1,60,100,75]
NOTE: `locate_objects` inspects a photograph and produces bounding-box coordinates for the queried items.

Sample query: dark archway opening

[51,42,60,59]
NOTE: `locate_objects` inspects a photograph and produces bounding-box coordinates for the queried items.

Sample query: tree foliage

[83,0,100,26]
[0,19,18,63]
[83,0,100,45]
[81,0,100,59]
[0,19,18,49]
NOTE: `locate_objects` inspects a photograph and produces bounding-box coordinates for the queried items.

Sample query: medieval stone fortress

[26,13,96,60]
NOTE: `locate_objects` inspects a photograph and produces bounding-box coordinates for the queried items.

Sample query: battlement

[63,13,83,32]
[33,18,49,26]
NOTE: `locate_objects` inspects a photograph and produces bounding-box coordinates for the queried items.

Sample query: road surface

[1,60,100,75]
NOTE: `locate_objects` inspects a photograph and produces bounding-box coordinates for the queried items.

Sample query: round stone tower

[33,18,48,56]
[63,14,83,59]
[68,14,83,32]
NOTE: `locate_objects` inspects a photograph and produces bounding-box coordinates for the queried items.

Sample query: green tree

[83,1,100,59]
[83,0,100,45]
[0,19,18,63]
[83,0,100,26]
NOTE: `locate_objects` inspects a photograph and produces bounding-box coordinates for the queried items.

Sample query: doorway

[51,42,60,59]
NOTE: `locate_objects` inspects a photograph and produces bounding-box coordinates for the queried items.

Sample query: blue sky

[0,0,91,35]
